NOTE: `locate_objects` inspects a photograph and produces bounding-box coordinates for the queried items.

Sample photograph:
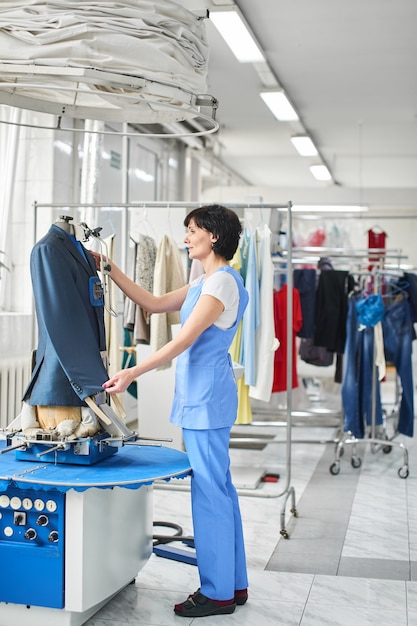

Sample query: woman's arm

[103,293,224,394]
[91,252,189,313]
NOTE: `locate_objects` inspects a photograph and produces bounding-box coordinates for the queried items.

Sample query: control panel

[0,486,65,608]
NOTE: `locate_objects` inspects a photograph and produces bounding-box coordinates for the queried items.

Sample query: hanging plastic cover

[355,294,385,327]
[0,1,216,126]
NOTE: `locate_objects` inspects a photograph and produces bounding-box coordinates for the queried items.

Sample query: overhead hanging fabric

[0,0,208,91]
[0,0,214,124]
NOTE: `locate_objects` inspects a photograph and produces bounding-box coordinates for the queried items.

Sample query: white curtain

[0,105,21,308]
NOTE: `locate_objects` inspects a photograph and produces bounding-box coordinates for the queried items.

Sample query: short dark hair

[184,204,242,261]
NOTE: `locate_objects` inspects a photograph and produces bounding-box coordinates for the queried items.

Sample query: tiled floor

[86,378,417,625]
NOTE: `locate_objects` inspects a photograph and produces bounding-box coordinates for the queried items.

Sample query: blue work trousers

[182,427,248,601]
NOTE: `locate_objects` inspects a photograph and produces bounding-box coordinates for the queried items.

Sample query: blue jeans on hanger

[341,297,383,438]
[381,298,414,437]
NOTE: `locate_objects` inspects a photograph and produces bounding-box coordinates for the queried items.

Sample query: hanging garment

[381,297,414,437]
[124,234,157,345]
[229,247,252,425]
[296,264,333,368]
[293,268,316,339]
[23,224,108,406]
[249,224,279,403]
[368,227,387,271]
[272,285,303,393]
[404,272,417,323]
[341,296,384,439]
[150,234,186,364]
[298,337,334,367]
[314,270,354,354]
[342,293,414,438]
[121,329,138,399]
[104,235,120,378]
[239,228,259,386]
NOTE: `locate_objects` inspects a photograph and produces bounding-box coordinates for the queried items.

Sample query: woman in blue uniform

[97,204,249,618]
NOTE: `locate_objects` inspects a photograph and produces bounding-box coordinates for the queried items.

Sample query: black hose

[153,520,194,548]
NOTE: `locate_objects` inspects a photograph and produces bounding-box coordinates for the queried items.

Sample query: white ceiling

[181,0,417,212]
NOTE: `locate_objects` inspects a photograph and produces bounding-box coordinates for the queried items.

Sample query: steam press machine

[0,216,159,465]
[0,221,191,626]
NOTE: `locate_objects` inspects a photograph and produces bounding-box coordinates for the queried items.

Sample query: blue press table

[0,441,191,626]
[0,440,191,491]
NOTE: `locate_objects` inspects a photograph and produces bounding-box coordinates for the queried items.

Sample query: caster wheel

[383,445,392,454]
[280,529,290,539]
[330,462,340,475]
[398,466,409,479]
[290,507,298,517]
[351,456,362,469]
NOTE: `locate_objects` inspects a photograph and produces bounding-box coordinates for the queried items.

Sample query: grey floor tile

[266,550,341,575]
[338,557,411,580]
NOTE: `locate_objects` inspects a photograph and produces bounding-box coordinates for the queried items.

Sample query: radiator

[0,357,31,429]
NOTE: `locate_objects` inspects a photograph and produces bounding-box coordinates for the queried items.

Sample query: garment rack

[329,266,410,478]
[33,200,298,538]
[269,243,410,479]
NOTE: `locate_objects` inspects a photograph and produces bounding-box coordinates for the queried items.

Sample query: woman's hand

[103,369,137,395]
[89,250,104,271]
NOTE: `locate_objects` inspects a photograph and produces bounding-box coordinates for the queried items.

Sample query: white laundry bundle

[0,0,209,94]
[0,0,213,125]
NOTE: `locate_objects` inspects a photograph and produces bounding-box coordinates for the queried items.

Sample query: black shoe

[174,590,236,617]
[235,590,248,605]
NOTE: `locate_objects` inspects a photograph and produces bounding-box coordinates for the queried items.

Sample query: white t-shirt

[191,271,239,329]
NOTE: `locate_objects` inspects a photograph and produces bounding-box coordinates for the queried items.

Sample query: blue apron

[169,266,248,429]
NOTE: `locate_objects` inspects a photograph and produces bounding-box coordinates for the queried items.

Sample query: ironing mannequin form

[91,205,250,618]
[21,216,109,439]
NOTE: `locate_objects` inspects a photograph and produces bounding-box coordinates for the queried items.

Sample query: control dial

[10,496,22,510]
[24,528,37,541]
[0,495,10,508]
[46,500,57,513]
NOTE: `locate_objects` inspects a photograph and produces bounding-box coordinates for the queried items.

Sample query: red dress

[368,227,387,271]
[272,285,303,392]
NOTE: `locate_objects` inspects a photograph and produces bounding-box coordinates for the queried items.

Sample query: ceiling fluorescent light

[210,9,265,63]
[310,164,332,181]
[291,135,318,156]
[260,91,299,122]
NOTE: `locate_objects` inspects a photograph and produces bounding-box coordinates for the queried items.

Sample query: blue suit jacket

[23,224,109,406]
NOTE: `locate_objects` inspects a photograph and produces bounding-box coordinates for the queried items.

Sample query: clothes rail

[33,199,298,539]
[329,266,410,479]
[254,254,345,446]
[272,245,411,478]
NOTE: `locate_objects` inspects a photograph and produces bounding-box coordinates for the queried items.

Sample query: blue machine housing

[0,486,65,608]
